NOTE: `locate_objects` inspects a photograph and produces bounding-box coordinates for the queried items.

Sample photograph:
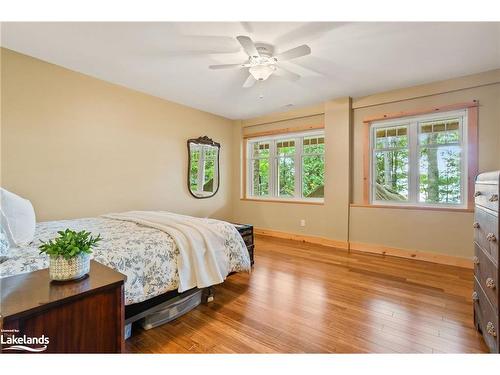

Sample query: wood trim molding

[243,124,324,139]
[467,105,479,209]
[254,228,348,249]
[362,100,479,208]
[349,241,472,269]
[255,228,472,269]
[350,203,474,213]
[362,100,478,123]
[241,198,324,206]
[242,138,248,199]
[362,122,370,204]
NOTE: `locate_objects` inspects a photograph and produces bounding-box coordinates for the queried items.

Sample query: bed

[0,211,252,328]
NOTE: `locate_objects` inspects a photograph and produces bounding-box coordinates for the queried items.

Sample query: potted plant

[39,229,101,281]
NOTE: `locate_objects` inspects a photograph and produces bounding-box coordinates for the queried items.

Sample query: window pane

[190,148,200,192]
[374,150,409,201]
[419,119,460,145]
[252,158,269,196]
[375,126,408,149]
[276,139,295,156]
[303,136,325,154]
[252,141,270,158]
[302,155,324,198]
[278,157,295,197]
[419,145,462,204]
[203,147,216,192]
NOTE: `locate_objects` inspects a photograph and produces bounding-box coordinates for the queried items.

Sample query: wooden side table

[0,260,126,353]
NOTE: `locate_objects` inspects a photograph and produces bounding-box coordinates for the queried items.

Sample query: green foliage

[253,158,269,196]
[189,148,200,191]
[303,155,324,198]
[39,229,101,259]
[278,157,295,196]
[203,148,216,192]
[375,123,462,204]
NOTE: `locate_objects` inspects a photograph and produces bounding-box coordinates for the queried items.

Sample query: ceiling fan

[209,35,311,88]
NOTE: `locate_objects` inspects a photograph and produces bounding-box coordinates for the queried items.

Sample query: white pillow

[0,188,36,247]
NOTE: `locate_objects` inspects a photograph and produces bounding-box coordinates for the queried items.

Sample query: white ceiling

[2,22,499,119]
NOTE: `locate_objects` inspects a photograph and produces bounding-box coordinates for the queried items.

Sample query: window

[247,131,325,201]
[370,109,468,207]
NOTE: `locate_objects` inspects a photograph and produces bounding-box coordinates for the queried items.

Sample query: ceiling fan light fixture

[249,64,276,81]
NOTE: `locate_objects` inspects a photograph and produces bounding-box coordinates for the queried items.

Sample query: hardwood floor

[125,235,488,353]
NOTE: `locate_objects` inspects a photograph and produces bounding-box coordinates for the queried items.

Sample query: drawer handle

[472,291,479,301]
[473,222,480,229]
[486,233,497,242]
[487,322,497,337]
[489,194,499,202]
[473,256,480,265]
[486,278,496,289]
[474,191,482,197]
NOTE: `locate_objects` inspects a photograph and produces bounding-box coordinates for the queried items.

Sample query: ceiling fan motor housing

[254,43,274,57]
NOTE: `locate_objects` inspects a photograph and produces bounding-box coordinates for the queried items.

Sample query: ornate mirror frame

[187,136,221,199]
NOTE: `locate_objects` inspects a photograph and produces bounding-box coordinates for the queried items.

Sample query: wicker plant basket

[49,253,90,281]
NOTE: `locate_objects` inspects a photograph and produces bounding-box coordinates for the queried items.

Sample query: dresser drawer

[475,183,499,212]
[474,243,498,309]
[474,207,499,261]
[474,277,499,353]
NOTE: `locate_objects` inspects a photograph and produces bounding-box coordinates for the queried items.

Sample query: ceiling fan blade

[274,45,311,61]
[242,75,256,88]
[209,63,245,70]
[236,35,260,58]
[274,67,301,81]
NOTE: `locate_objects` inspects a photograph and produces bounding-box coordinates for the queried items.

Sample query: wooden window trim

[243,124,324,139]
[350,203,473,213]
[241,198,324,206]
[362,100,479,209]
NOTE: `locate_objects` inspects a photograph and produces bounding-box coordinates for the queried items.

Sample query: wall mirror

[187,136,220,199]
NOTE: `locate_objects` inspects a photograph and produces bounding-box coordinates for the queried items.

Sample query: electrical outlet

[300,219,306,227]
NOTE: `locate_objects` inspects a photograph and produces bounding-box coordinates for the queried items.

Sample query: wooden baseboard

[254,228,349,250]
[254,228,472,269]
[349,242,472,269]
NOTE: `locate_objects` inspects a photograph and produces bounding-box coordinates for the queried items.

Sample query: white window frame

[370,109,468,208]
[246,130,325,202]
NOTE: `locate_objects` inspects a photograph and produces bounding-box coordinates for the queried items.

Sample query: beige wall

[232,70,500,260]
[1,48,235,221]
[232,99,352,244]
[2,46,500,261]
[350,81,500,258]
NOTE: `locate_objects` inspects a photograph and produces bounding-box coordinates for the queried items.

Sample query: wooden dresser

[473,171,500,353]
[0,260,126,353]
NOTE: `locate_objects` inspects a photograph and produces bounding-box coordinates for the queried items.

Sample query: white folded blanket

[103,211,234,292]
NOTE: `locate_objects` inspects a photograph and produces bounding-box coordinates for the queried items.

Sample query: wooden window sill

[240,198,324,206]
[350,203,473,213]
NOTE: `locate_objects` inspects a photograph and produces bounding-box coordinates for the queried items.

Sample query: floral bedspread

[0,216,250,305]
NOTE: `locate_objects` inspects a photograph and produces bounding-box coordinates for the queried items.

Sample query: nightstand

[0,260,126,353]
[233,223,254,265]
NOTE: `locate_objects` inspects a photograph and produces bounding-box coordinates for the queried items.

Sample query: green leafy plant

[39,229,101,259]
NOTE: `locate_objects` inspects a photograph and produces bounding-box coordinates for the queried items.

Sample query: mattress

[0,216,250,305]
